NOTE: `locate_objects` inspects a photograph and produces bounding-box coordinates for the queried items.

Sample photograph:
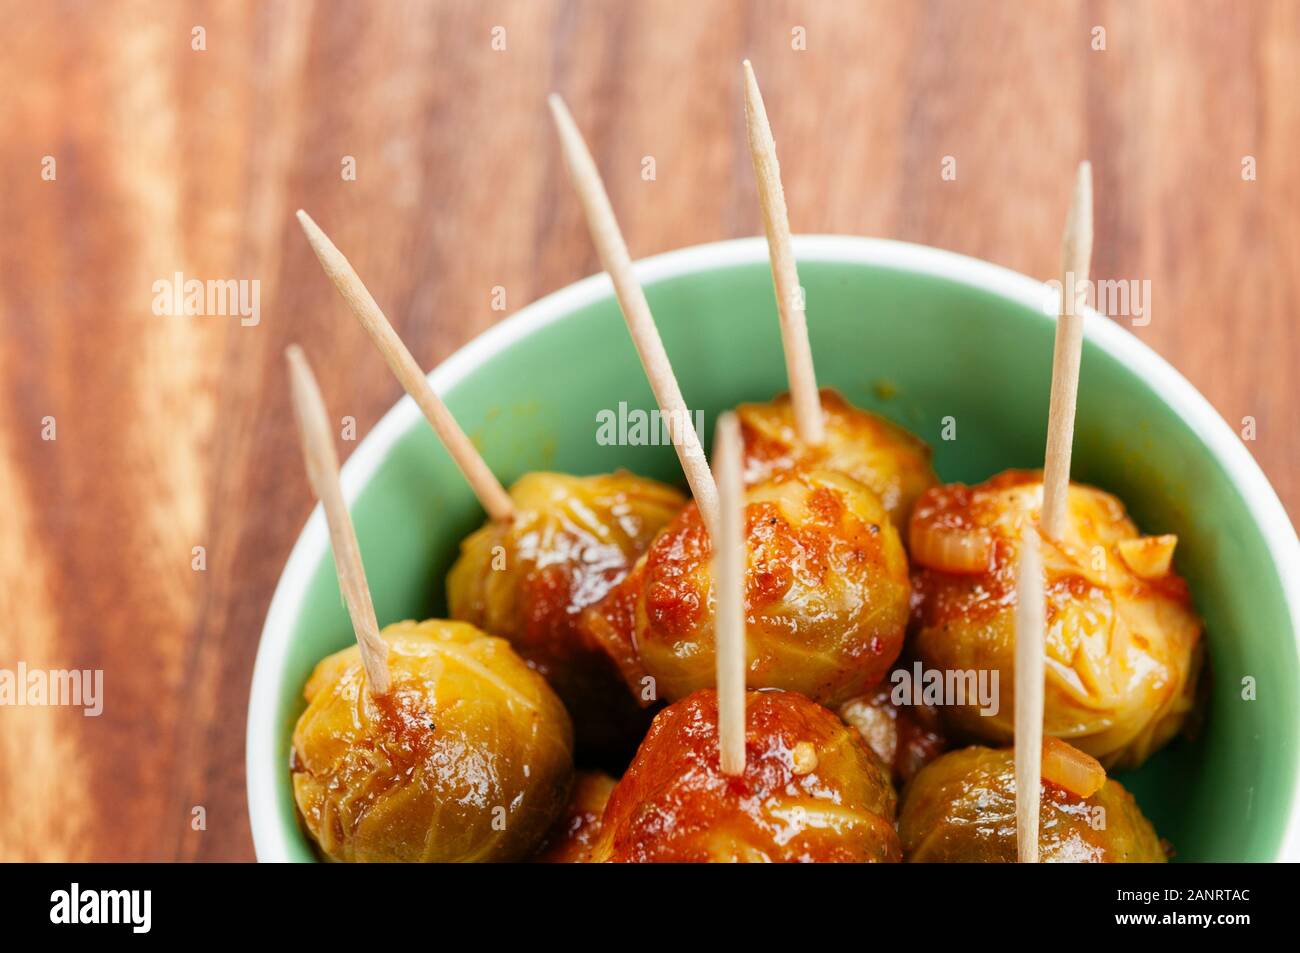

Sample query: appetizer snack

[738,389,937,531]
[291,619,575,862]
[588,689,901,862]
[555,91,908,712]
[898,164,1169,864]
[899,745,1166,863]
[283,346,572,863]
[910,470,1204,769]
[447,470,685,761]
[297,211,685,761]
[267,85,1214,866]
[583,467,911,707]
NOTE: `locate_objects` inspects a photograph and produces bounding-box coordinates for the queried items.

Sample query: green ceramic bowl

[247,237,1300,862]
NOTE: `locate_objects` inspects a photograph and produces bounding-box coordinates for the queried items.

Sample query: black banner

[0,862,1280,939]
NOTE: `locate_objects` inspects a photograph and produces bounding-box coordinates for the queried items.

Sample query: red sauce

[595,689,900,862]
[370,688,439,769]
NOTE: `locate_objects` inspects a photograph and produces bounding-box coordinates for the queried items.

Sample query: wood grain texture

[0,0,1294,861]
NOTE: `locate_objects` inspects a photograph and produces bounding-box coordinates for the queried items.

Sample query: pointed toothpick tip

[295,208,329,256]
[546,93,569,124]
[1075,160,1093,206]
[742,59,761,108]
[547,94,585,166]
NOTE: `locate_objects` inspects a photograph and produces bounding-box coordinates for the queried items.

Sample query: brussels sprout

[737,388,938,531]
[533,770,617,863]
[447,470,685,762]
[910,470,1204,770]
[899,746,1166,862]
[291,619,573,862]
[584,468,911,707]
[589,689,901,862]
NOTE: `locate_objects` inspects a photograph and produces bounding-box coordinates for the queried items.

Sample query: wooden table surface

[0,0,1295,861]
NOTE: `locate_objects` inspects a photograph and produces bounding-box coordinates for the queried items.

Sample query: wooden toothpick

[1013,524,1046,863]
[742,60,824,446]
[1041,161,1094,539]
[296,210,514,524]
[548,94,720,538]
[713,412,746,776]
[285,345,390,696]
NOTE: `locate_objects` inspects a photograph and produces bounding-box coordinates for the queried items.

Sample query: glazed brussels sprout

[533,770,616,863]
[291,619,574,862]
[589,689,901,862]
[839,677,948,786]
[737,388,938,531]
[910,470,1204,770]
[447,470,685,762]
[582,467,911,707]
[899,746,1166,862]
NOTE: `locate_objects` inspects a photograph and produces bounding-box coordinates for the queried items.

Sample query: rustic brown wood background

[0,0,1295,861]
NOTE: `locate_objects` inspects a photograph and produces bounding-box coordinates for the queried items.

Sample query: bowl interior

[255,240,1298,862]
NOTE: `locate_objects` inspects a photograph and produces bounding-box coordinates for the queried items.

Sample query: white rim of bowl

[247,235,1300,862]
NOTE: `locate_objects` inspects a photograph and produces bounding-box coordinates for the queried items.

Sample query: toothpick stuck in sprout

[1041,162,1094,540]
[285,345,390,696]
[1013,523,1046,863]
[712,412,747,776]
[548,94,721,538]
[742,60,824,446]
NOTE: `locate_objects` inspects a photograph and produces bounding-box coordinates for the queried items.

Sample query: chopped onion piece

[909,522,992,574]
[1041,736,1106,797]
[1117,534,1178,579]
[839,696,897,767]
